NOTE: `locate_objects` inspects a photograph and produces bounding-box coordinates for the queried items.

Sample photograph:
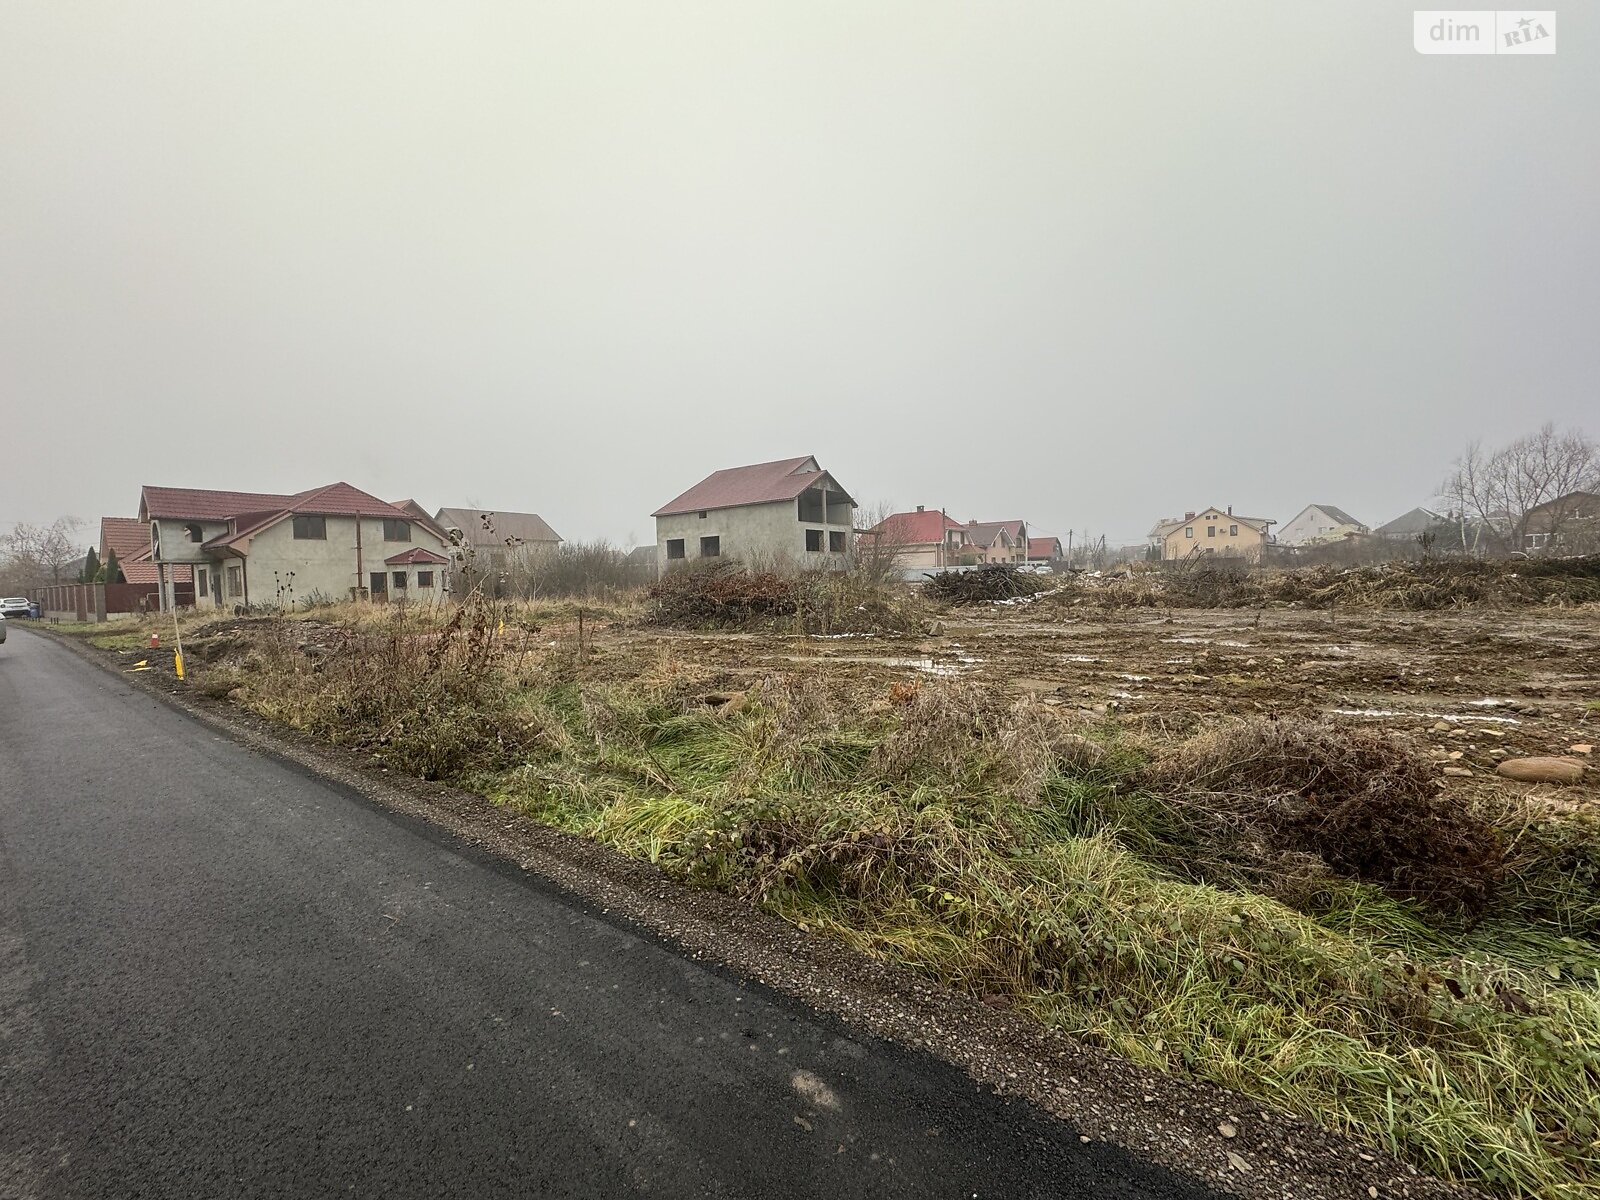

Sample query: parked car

[0,597,30,618]
[0,614,7,645]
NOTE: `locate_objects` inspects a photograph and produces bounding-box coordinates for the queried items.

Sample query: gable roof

[1374,507,1443,536]
[653,456,853,518]
[383,546,450,566]
[1526,490,1600,518]
[1312,504,1363,528]
[864,509,965,545]
[139,482,417,524]
[140,486,296,522]
[964,520,1025,548]
[1289,503,1364,530]
[140,482,434,558]
[435,508,562,547]
[1027,536,1063,557]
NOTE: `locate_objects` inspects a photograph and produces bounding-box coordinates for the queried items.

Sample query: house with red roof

[857,507,971,571]
[1027,535,1064,563]
[137,483,451,609]
[652,456,856,570]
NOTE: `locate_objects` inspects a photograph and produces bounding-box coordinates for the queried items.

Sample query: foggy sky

[3,3,1596,549]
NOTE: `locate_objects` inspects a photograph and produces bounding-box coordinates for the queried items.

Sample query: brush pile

[1056,555,1600,611]
[922,565,1056,605]
[647,562,798,627]
[646,562,931,634]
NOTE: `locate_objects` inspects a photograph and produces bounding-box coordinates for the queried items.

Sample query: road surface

[0,629,1213,1199]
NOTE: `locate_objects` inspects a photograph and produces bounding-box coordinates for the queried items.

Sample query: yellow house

[1149,506,1274,561]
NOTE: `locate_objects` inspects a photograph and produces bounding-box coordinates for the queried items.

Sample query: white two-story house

[138,482,451,610]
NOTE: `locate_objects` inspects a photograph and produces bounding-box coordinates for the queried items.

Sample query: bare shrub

[1150,715,1504,915]
[517,539,652,599]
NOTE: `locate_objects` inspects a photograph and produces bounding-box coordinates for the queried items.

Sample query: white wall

[655,499,852,572]
[180,515,448,608]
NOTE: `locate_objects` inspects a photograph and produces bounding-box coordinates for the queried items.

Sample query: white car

[0,597,29,618]
[0,614,7,645]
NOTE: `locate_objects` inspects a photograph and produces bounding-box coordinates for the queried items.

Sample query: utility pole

[355,512,365,600]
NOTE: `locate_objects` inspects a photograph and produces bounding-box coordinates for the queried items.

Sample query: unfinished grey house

[652,456,855,571]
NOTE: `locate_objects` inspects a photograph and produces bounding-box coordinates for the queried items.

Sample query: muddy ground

[578,602,1599,805]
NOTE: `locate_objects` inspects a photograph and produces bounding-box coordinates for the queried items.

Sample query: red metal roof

[140,486,296,521]
[142,483,424,552]
[384,547,450,566]
[653,456,850,518]
[1027,536,1062,558]
[139,482,414,524]
[865,509,965,545]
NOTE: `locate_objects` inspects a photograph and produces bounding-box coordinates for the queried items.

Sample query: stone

[1442,766,1473,778]
[1496,757,1587,785]
[1571,743,1593,755]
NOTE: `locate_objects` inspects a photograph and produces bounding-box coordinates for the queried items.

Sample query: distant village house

[1277,504,1368,547]
[1149,506,1274,561]
[652,456,856,571]
[434,507,563,588]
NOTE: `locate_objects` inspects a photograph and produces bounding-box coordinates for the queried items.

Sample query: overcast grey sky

[2,3,1595,548]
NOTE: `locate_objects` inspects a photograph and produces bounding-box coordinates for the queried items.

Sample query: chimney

[968,519,978,526]
[1184,511,1196,520]
[916,505,924,512]
[1227,505,1233,515]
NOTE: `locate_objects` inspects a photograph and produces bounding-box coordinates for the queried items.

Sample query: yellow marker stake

[170,605,186,680]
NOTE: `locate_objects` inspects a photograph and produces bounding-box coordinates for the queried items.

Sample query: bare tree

[0,516,86,587]
[851,500,917,582]
[1443,424,1599,554]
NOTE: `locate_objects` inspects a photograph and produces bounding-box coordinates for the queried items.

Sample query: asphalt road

[0,628,1215,1199]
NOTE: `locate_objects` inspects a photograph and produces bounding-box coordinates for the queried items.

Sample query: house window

[185,523,204,543]
[383,519,411,542]
[392,571,408,589]
[1185,527,1194,539]
[1208,525,1216,537]
[197,569,209,597]
[697,511,708,520]
[1230,524,1239,536]
[700,536,720,558]
[417,570,435,588]
[666,539,686,560]
[226,565,243,597]
[292,516,326,540]
[829,531,846,552]
[805,529,824,552]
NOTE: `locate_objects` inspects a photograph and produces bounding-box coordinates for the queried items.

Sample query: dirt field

[593,603,1598,806]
